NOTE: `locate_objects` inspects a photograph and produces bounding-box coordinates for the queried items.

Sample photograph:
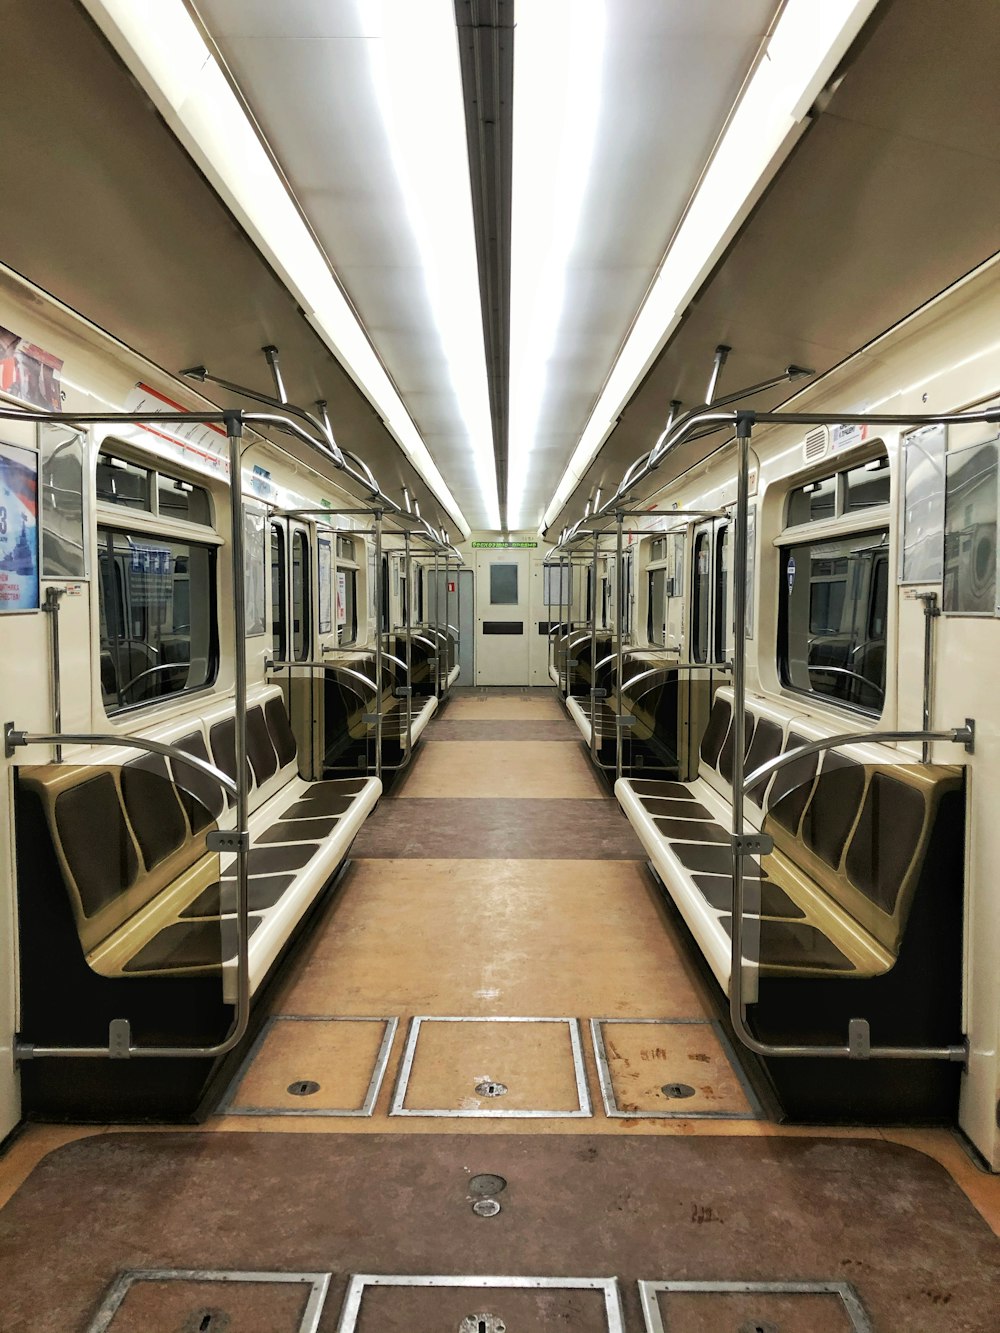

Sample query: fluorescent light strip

[508,0,606,530]
[80,0,476,537]
[541,0,880,531]
[369,1,499,530]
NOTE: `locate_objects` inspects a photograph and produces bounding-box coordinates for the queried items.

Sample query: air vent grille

[803,426,830,462]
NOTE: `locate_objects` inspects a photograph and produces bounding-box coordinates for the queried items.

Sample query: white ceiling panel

[194,0,780,530]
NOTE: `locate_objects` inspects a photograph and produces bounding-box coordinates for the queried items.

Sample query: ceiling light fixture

[541,0,879,531]
[80,0,474,537]
[368,0,499,530]
[508,0,606,532]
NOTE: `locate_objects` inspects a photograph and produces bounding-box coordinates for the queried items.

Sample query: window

[713,525,729,663]
[96,454,149,511]
[490,562,518,604]
[270,522,286,658]
[648,567,667,645]
[96,449,211,522]
[291,529,310,661]
[691,531,710,664]
[380,553,390,632]
[98,527,216,712]
[786,452,889,528]
[317,534,333,634]
[779,528,889,714]
[337,569,358,644]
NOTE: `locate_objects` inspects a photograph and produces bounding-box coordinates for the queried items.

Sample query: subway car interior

[1,0,1000,1329]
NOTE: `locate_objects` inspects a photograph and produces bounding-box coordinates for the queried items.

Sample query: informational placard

[0,440,39,612]
[318,536,333,634]
[472,540,537,548]
[243,506,266,636]
[336,570,347,625]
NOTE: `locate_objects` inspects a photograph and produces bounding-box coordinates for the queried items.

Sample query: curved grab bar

[806,664,885,701]
[4,728,243,1061]
[729,724,974,1066]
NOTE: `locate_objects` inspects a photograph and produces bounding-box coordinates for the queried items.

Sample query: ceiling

[553,0,1000,529]
[0,1,996,538]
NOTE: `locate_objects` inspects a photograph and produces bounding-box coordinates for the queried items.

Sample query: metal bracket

[567,658,579,667]
[590,688,607,700]
[615,715,636,728]
[732,832,774,857]
[848,1018,871,1060]
[394,686,412,698]
[109,1018,132,1060]
[961,718,976,753]
[4,722,27,759]
[206,829,250,853]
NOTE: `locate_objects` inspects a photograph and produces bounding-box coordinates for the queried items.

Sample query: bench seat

[616,688,962,994]
[18,686,382,1000]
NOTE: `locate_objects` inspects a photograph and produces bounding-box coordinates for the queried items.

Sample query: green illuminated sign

[471,540,538,548]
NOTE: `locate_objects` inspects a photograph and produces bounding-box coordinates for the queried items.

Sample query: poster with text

[0,441,39,612]
[0,326,63,411]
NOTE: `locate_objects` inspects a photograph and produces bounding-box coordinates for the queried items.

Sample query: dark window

[490,563,519,604]
[338,567,358,646]
[157,476,211,524]
[98,527,216,713]
[788,475,836,525]
[380,554,390,632]
[96,455,150,511]
[291,529,310,661]
[779,529,889,715]
[270,523,286,659]
[648,567,666,645]
[714,525,729,663]
[845,457,890,512]
[691,531,710,664]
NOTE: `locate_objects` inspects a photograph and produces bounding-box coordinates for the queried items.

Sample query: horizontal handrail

[5,728,245,1061]
[740,725,975,801]
[732,724,974,1065]
[4,727,236,798]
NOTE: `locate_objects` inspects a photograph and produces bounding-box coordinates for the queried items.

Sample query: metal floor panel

[85,1269,331,1333]
[639,1280,873,1333]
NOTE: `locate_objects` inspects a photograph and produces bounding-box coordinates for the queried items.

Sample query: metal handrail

[4,410,252,1066]
[729,721,974,1065]
[268,659,379,696]
[5,728,243,1061]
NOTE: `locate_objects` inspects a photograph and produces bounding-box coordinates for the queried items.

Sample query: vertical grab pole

[615,510,625,781]
[590,532,599,760]
[404,530,413,755]
[433,547,442,697]
[559,555,568,692]
[224,410,251,1051]
[919,591,939,762]
[43,586,65,762]
[374,509,384,780]
[729,413,753,1036]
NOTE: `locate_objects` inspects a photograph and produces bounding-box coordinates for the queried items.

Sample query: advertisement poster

[0,326,63,411]
[0,441,39,612]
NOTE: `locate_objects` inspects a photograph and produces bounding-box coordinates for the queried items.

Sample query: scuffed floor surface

[0,1132,997,1331]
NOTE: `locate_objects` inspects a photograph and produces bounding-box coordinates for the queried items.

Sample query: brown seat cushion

[182,878,293,916]
[719,916,854,972]
[699,698,732,769]
[55,772,139,916]
[800,753,866,869]
[173,731,225,831]
[121,754,187,869]
[123,916,263,972]
[845,772,926,915]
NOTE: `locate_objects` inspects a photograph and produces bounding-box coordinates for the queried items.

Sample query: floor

[2,686,999,1332]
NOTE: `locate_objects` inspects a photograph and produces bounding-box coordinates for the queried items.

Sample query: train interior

[1,1,1000,1330]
